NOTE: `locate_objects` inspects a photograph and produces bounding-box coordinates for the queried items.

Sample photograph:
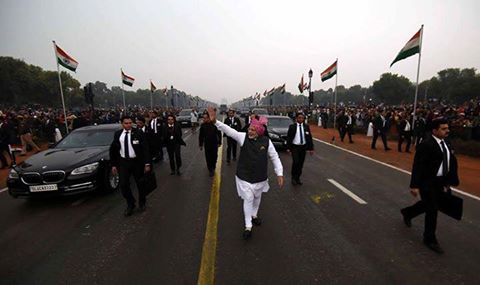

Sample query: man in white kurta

[208,107,284,239]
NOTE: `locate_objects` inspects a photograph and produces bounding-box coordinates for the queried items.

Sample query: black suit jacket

[224,116,242,131]
[162,123,186,146]
[410,135,459,189]
[398,119,412,136]
[109,128,151,167]
[287,123,314,151]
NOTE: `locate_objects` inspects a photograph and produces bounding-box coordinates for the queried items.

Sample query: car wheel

[104,165,120,192]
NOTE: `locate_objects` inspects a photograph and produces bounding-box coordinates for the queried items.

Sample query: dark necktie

[299,124,304,145]
[124,131,130,158]
[440,141,448,176]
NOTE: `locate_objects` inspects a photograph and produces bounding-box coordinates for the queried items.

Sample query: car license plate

[30,184,58,192]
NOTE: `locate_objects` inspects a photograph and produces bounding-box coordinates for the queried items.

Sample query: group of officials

[109,108,460,253]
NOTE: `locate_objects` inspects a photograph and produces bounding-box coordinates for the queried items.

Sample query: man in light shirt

[207,107,284,240]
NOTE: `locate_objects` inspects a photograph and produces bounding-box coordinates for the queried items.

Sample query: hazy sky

[1,0,479,104]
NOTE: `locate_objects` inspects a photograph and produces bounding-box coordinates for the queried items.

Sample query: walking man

[287,112,314,185]
[110,116,152,216]
[199,112,222,177]
[208,107,283,240]
[400,118,459,254]
[371,109,391,151]
[224,109,242,163]
[398,114,412,153]
[162,114,186,175]
[148,111,164,162]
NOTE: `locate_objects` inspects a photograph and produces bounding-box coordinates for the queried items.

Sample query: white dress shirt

[150,118,157,133]
[432,135,450,176]
[404,120,411,132]
[120,130,136,159]
[292,123,305,145]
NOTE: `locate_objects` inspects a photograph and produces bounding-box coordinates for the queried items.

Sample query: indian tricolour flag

[53,42,78,72]
[150,80,157,92]
[321,60,337,82]
[391,26,423,67]
[121,70,135,87]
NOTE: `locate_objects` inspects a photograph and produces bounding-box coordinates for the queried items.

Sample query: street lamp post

[308,69,313,107]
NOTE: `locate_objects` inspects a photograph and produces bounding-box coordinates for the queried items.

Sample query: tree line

[0,56,212,109]
[1,56,479,108]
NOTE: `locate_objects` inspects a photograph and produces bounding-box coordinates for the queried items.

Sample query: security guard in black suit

[148,110,164,162]
[162,114,186,175]
[199,112,222,177]
[398,114,412,153]
[371,110,391,151]
[401,118,459,254]
[224,109,242,163]
[286,112,314,185]
[110,116,152,216]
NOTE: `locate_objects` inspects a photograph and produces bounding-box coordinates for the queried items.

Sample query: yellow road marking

[197,141,223,285]
[310,192,335,204]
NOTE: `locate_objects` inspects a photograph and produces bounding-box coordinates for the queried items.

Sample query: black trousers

[166,144,182,171]
[204,146,218,172]
[339,126,353,142]
[119,158,146,208]
[402,178,446,243]
[291,144,307,180]
[398,132,412,152]
[149,135,163,160]
[226,137,237,161]
[371,130,388,149]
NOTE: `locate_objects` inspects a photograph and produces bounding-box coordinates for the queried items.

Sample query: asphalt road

[1,128,479,284]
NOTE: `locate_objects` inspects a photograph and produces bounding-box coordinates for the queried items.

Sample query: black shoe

[170,171,175,175]
[349,141,354,144]
[400,209,412,227]
[176,170,182,176]
[124,207,134,217]
[291,179,298,185]
[371,147,377,150]
[252,217,262,226]
[424,241,444,254]
[226,160,231,164]
[243,229,252,240]
[138,204,146,212]
[232,157,236,161]
[385,147,392,151]
[296,179,303,185]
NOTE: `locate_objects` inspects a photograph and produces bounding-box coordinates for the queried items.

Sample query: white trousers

[235,176,269,228]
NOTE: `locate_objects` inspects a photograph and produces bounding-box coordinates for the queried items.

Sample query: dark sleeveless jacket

[236,135,269,183]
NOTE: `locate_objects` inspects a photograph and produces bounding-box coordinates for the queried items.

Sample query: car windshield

[56,129,116,148]
[268,118,292,128]
[179,110,191,116]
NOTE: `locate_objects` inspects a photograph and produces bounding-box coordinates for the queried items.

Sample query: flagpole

[53,41,69,135]
[412,25,424,132]
[150,80,153,110]
[121,69,126,111]
[332,58,338,143]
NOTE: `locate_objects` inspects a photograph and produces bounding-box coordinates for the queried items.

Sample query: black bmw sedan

[8,124,121,198]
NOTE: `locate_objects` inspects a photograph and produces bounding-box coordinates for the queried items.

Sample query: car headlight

[270,133,280,139]
[8,169,19,179]
[71,162,99,175]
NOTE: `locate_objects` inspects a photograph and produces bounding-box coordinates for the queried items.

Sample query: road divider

[197,142,223,285]
[328,178,367,205]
